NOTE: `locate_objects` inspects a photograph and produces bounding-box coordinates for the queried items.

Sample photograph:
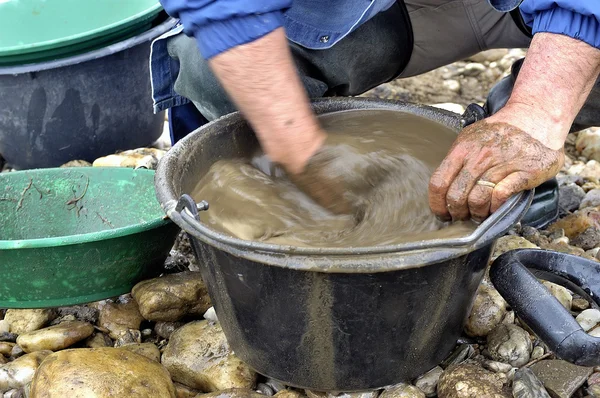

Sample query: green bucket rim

[0,167,173,251]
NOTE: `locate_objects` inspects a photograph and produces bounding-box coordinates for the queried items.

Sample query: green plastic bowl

[0,0,162,58]
[0,167,180,308]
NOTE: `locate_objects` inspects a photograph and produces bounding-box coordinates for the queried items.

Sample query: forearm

[492,32,600,149]
[209,28,325,174]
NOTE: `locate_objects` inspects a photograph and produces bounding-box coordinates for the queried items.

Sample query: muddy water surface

[192,110,477,247]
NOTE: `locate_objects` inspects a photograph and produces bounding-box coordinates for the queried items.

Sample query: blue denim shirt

[158,0,600,58]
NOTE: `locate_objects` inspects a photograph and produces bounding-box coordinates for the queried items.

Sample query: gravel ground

[2,48,600,398]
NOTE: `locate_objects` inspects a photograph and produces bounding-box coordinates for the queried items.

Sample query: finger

[491,171,532,212]
[445,153,495,220]
[429,148,467,220]
[468,167,512,222]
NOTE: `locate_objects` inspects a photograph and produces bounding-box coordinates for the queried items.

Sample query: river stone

[560,184,586,212]
[162,321,256,391]
[84,332,112,348]
[56,306,99,324]
[119,343,161,362]
[580,160,600,182]
[16,321,94,353]
[30,348,175,397]
[437,364,509,398]
[580,189,600,209]
[0,343,14,357]
[531,346,544,360]
[132,271,211,322]
[195,389,265,398]
[486,324,532,367]
[155,321,184,339]
[576,128,600,162]
[60,160,92,168]
[0,322,9,335]
[4,310,54,335]
[98,300,144,339]
[0,351,51,393]
[274,390,304,398]
[491,236,539,261]
[572,298,590,311]
[548,210,600,240]
[482,360,513,373]
[306,391,379,398]
[380,383,425,398]
[464,283,508,337]
[415,366,444,397]
[541,281,572,310]
[512,368,551,398]
[576,309,600,331]
[175,382,202,398]
[530,360,593,398]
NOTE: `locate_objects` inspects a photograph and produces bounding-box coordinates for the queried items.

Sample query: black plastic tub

[155,98,533,391]
[0,15,177,170]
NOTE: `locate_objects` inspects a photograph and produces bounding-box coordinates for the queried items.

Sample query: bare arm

[209,28,326,175]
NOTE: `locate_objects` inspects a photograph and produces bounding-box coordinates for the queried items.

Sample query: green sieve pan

[0,167,180,308]
[0,0,162,59]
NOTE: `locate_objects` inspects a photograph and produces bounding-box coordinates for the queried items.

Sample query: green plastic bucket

[0,167,180,308]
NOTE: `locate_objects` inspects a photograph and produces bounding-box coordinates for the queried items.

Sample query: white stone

[576,309,600,332]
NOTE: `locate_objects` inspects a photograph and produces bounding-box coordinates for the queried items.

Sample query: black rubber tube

[490,248,600,366]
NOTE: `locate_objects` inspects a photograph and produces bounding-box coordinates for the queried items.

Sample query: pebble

[0,351,51,393]
[16,321,94,353]
[464,283,508,337]
[541,281,572,310]
[572,298,590,311]
[92,147,166,169]
[486,324,532,367]
[559,184,586,212]
[114,329,142,346]
[154,321,184,340]
[197,389,266,398]
[0,323,8,335]
[98,300,145,339]
[175,382,202,398]
[30,348,176,397]
[414,366,443,397]
[3,388,25,398]
[580,189,600,209]
[576,128,600,162]
[379,383,425,398]
[512,368,551,398]
[580,160,600,182]
[204,307,218,323]
[530,360,593,398]
[531,346,544,360]
[162,321,256,391]
[306,391,379,398]
[3,310,54,335]
[567,161,586,176]
[55,306,99,324]
[482,360,513,373]
[437,364,508,398]
[119,342,161,362]
[462,63,486,77]
[60,160,92,167]
[442,80,460,93]
[588,373,600,397]
[132,271,211,322]
[575,309,600,331]
[274,391,304,398]
[84,332,112,348]
[0,343,13,357]
[491,236,539,261]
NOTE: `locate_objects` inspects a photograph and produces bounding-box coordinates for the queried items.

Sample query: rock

[175,382,201,398]
[380,383,425,398]
[274,391,304,398]
[195,389,265,398]
[92,148,166,169]
[0,322,8,335]
[560,184,586,212]
[204,307,218,323]
[491,236,538,261]
[84,332,112,348]
[548,209,600,250]
[580,189,600,209]
[576,128,600,162]
[462,63,486,77]
[132,271,211,322]
[0,343,14,357]
[572,298,590,311]
[10,346,23,358]
[30,348,176,397]
[482,360,513,373]
[541,281,572,310]
[98,300,144,339]
[575,309,600,331]
[16,321,94,353]
[306,392,378,398]
[437,364,508,398]
[571,226,600,250]
[56,306,99,324]
[486,324,532,367]
[120,342,161,362]
[4,310,54,334]
[155,321,184,339]
[162,321,256,392]
[531,346,544,360]
[415,366,443,397]
[4,388,25,398]
[567,161,586,176]
[467,49,509,63]
[429,103,465,114]
[0,351,51,393]
[442,80,460,93]
[580,160,600,182]
[530,360,593,398]
[465,283,508,337]
[0,334,17,344]
[60,160,92,168]
[114,329,142,346]
[512,368,551,398]
[557,174,582,186]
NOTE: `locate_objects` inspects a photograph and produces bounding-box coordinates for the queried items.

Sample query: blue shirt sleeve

[520,0,600,49]
[159,0,293,59]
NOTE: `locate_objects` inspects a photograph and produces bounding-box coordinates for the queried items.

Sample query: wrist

[268,124,327,175]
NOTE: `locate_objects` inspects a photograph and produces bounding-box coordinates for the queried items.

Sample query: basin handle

[490,248,600,366]
[175,194,209,221]
[461,103,487,128]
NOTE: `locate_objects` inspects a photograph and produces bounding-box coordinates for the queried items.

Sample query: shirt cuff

[188,11,285,59]
[528,7,600,49]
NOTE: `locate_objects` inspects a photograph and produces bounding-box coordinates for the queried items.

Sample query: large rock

[162,321,256,392]
[530,360,592,398]
[98,300,145,339]
[4,310,54,334]
[464,283,507,337]
[486,324,532,367]
[0,351,51,393]
[512,368,551,398]
[16,321,94,353]
[132,271,211,322]
[437,364,509,398]
[30,348,176,397]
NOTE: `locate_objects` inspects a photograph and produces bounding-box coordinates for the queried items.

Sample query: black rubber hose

[490,248,600,366]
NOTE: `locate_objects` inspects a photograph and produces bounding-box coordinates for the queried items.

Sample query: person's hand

[428,111,565,222]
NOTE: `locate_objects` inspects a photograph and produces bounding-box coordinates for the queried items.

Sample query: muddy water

[192,110,477,247]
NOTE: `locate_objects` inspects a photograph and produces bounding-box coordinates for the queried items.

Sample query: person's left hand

[428,114,565,222]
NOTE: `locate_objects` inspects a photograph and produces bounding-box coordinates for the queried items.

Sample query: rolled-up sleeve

[159,0,293,58]
[520,1,600,49]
